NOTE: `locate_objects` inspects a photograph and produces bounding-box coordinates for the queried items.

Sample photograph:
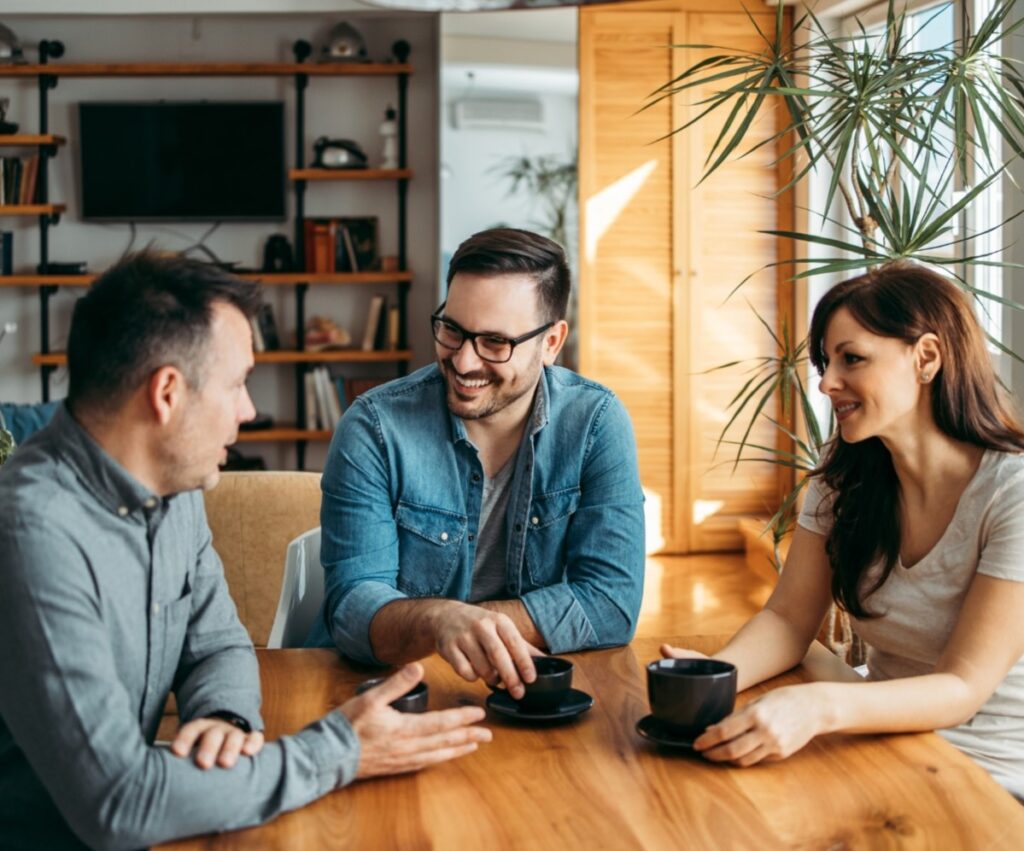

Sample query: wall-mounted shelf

[289,168,414,181]
[33,350,412,367]
[0,135,65,147]
[0,63,413,78]
[236,427,333,443]
[0,270,414,288]
[0,203,65,216]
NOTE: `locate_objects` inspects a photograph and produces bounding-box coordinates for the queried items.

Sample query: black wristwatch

[208,710,252,734]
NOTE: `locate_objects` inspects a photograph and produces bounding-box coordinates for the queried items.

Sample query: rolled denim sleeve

[321,399,409,664]
[173,493,263,728]
[521,395,645,653]
[0,508,361,851]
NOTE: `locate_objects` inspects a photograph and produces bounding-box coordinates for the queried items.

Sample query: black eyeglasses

[430,302,555,364]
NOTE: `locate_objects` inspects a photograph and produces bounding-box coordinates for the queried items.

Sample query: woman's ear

[915,332,941,383]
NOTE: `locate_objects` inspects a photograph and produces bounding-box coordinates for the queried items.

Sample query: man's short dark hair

[67,251,262,414]
[446,228,570,322]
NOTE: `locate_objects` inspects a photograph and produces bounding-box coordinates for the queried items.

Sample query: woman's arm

[698,569,1024,766]
[665,524,835,691]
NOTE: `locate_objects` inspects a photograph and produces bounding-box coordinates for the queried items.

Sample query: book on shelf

[386,304,400,350]
[256,303,280,350]
[340,224,359,272]
[361,294,386,351]
[303,218,337,274]
[249,316,266,352]
[303,370,319,430]
[19,155,38,205]
[315,366,344,428]
[345,377,389,401]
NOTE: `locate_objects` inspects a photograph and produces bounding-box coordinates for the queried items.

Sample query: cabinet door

[579,5,788,553]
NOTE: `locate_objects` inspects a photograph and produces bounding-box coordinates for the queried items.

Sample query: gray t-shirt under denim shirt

[468,458,515,602]
[0,405,359,850]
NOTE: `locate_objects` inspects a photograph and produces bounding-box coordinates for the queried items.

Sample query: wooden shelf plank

[290,168,413,181]
[34,350,412,367]
[0,271,413,287]
[0,134,65,147]
[0,63,412,78]
[255,349,411,364]
[0,204,66,216]
[236,427,333,443]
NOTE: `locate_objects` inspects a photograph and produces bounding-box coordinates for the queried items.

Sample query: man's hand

[342,663,492,778]
[170,718,265,770]
[430,601,541,699]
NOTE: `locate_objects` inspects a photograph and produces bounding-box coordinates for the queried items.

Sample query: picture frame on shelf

[338,216,378,271]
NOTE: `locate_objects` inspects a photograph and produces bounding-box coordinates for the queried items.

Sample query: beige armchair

[203,471,322,647]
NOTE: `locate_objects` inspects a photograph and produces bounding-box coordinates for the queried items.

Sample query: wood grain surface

[157,637,1024,850]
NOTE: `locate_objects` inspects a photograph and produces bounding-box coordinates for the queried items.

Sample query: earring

[921,372,932,382]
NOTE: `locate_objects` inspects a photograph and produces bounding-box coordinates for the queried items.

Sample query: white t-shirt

[798,449,1024,798]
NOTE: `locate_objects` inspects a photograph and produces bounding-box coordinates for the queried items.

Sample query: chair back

[203,471,321,647]
[267,527,324,648]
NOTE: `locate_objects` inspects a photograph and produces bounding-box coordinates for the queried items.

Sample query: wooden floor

[634,552,773,641]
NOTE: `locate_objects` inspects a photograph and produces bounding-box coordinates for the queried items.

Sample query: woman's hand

[694,684,831,767]
[660,644,710,661]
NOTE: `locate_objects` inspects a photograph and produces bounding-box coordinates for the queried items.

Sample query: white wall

[0,12,440,471]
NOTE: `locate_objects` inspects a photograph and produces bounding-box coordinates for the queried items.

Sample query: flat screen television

[79,101,286,221]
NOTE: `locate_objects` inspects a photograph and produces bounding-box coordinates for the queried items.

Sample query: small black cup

[519,656,573,711]
[646,658,737,735]
[356,677,429,713]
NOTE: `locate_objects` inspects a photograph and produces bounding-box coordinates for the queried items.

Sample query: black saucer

[635,714,699,749]
[486,687,594,722]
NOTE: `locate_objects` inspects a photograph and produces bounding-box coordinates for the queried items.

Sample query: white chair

[266,527,324,649]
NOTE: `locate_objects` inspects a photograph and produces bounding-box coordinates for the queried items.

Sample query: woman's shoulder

[976,449,1024,500]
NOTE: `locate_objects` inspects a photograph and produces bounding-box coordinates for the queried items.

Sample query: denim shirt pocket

[523,487,581,587]
[394,502,466,596]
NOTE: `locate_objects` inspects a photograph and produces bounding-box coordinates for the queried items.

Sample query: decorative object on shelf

[390,40,411,64]
[256,303,281,350]
[262,234,294,273]
[319,21,368,63]
[312,137,368,170]
[379,105,398,169]
[380,255,399,272]
[338,216,378,271]
[0,97,16,134]
[305,315,352,352]
[36,261,87,275]
[0,25,24,67]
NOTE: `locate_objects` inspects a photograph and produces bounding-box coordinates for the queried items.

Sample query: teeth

[835,403,858,413]
[457,377,490,388]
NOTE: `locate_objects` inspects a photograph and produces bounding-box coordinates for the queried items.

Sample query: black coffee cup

[490,656,573,711]
[356,677,429,713]
[646,658,737,735]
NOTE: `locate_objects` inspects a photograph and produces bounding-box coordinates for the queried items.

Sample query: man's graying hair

[67,251,262,415]
[446,228,570,322]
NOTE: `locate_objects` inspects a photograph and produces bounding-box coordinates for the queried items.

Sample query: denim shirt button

[468,533,475,541]
[515,523,522,532]
[472,473,481,483]
[440,531,449,542]
[531,516,539,525]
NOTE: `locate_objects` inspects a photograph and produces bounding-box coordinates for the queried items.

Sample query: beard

[439,356,540,421]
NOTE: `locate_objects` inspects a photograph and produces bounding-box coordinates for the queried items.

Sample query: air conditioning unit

[452,97,545,133]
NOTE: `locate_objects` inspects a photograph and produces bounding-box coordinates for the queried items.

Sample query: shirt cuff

[330,580,408,665]
[521,583,599,654]
[290,709,361,792]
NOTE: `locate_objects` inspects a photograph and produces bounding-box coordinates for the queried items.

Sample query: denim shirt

[310,364,645,664]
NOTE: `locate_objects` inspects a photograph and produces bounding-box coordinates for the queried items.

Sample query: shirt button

[144,497,157,509]
[440,532,449,542]
[531,516,540,526]
[515,523,523,532]
[468,533,475,541]
[152,603,160,615]
[472,473,481,483]
[117,506,129,517]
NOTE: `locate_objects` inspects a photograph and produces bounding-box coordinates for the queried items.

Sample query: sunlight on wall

[641,557,663,618]
[583,159,658,263]
[692,499,724,526]
[643,486,665,555]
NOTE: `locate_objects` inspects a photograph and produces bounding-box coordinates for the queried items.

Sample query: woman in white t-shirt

[663,262,1024,797]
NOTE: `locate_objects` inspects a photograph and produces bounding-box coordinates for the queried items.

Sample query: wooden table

[159,636,1024,849]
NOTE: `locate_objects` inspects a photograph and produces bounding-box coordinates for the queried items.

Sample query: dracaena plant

[650,0,1024,557]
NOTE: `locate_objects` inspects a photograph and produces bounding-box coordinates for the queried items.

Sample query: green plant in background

[652,0,1024,552]
[492,153,578,251]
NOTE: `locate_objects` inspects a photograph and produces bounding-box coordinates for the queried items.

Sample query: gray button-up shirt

[0,405,359,850]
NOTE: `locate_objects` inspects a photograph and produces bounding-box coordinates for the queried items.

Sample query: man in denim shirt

[0,254,489,850]
[313,229,645,699]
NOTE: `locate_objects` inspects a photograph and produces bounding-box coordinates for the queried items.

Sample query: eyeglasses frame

[430,301,556,364]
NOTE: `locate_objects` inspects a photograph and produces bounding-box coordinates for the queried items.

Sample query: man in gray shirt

[0,253,489,850]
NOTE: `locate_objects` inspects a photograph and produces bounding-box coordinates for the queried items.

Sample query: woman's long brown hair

[807,263,1024,617]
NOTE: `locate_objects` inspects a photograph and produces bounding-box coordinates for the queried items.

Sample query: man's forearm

[478,599,546,649]
[369,598,451,664]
